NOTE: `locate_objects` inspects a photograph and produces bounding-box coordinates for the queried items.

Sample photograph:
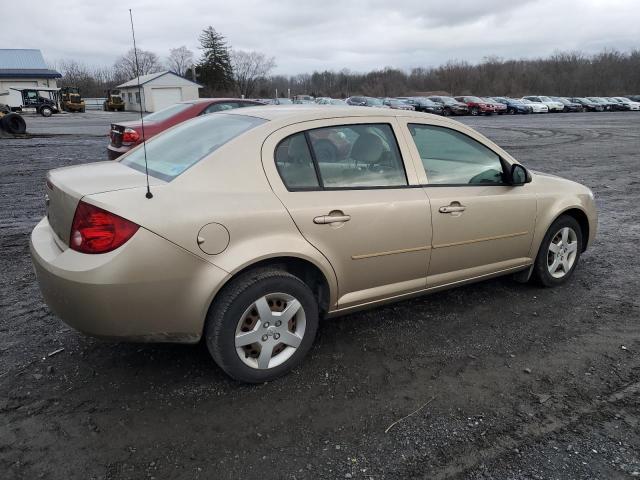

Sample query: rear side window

[203,102,252,114]
[274,124,407,190]
[121,114,266,181]
[143,103,191,122]
[275,133,320,189]
[408,124,505,185]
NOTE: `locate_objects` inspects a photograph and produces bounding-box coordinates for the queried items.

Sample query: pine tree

[198,26,234,93]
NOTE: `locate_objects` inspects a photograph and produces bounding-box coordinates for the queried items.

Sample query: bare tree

[114,48,164,81]
[231,50,276,97]
[167,46,194,77]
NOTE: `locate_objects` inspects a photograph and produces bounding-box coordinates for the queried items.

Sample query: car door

[261,117,432,309]
[399,120,536,287]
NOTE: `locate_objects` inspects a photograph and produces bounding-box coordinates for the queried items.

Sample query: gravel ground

[1,110,639,480]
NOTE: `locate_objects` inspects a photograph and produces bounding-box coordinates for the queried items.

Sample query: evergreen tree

[198,26,234,92]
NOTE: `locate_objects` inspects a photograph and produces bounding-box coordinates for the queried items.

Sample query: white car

[523,96,564,112]
[613,97,640,111]
[521,98,549,113]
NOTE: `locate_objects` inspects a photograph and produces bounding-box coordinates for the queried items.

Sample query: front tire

[205,269,319,383]
[532,215,583,287]
[40,106,53,117]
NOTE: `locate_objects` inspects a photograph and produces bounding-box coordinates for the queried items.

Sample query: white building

[116,71,202,112]
[0,49,61,108]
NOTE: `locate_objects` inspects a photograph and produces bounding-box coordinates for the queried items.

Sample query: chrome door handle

[439,204,466,214]
[313,214,351,224]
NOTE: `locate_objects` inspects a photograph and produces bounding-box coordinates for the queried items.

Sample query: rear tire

[1,113,26,134]
[40,106,53,117]
[532,215,583,287]
[205,269,319,383]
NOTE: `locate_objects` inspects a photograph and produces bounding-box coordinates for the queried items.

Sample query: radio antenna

[129,8,153,199]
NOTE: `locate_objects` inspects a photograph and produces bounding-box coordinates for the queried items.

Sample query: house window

[135,92,141,104]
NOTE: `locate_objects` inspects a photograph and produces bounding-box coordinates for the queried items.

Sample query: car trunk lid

[46,161,165,247]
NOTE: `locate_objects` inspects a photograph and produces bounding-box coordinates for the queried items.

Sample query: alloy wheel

[547,227,578,279]
[234,293,306,370]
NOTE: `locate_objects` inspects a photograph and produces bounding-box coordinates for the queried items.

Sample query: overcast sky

[5,0,640,74]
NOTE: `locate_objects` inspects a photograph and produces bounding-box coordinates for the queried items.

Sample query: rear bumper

[30,217,229,343]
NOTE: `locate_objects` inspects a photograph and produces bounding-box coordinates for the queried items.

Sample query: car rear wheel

[205,269,319,383]
[40,106,53,117]
[532,215,582,287]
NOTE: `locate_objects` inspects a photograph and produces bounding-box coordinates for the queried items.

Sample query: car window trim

[407,122,510,187]
[275,122,411,192]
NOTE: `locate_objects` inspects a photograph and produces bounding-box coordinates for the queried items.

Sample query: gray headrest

[351,132,384,164]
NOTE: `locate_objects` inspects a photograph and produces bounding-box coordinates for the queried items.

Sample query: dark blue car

[490,97,533,114]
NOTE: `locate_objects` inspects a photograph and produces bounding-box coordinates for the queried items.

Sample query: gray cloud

[5,0,640,74]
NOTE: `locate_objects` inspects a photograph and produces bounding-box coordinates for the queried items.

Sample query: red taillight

[122,127,140,144]
[70,201,139,254]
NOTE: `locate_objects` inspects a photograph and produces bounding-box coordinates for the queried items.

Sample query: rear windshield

[143,103,192,122]
[121,113,266,181]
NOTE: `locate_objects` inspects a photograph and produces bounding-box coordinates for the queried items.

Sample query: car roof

[222,105,438,122]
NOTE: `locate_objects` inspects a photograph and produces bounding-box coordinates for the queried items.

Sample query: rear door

[261,117,432,308]
[399,119,536,286]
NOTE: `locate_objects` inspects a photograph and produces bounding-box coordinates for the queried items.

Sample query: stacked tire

[1,113,27,135]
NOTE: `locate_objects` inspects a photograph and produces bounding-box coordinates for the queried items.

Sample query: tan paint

[30,106,598,342]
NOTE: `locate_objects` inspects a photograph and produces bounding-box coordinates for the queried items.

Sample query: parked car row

[340,94,640,116]
[106,94,640,159]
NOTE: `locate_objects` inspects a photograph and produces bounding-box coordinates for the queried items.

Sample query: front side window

[121,114,266,181]
[274,124,407,190]
[408,124,505,185]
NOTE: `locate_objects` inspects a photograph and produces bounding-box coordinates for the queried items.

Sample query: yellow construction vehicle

[60,87,86,113]
[103,89,125,111]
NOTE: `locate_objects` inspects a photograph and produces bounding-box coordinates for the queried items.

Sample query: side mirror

[510,164,532,185]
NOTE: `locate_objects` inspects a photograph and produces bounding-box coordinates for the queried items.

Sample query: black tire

[1,113,27,134]
[442,107,451,117]
[532,215,583,287]
[471,107,479,116]
[508,108,516,115]
[205,269,319,383]
[40,106,53,117]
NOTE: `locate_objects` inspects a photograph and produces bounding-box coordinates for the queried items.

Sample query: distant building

[116,71,202,112]
[0,49,61,106]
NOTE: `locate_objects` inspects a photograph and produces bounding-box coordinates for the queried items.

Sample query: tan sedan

[30,106,597,383]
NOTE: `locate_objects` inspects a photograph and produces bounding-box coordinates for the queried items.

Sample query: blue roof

[0,49,61,78]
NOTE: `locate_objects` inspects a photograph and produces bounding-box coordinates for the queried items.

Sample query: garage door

[151,88,183,112]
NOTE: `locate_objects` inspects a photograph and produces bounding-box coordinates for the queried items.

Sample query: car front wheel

[532,215,583,287]
[205,269,319,383]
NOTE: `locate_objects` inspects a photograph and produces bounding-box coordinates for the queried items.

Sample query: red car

[107,98,264,159]
[454,96,496,116]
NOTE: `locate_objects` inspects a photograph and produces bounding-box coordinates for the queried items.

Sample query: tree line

[54,25,640,99]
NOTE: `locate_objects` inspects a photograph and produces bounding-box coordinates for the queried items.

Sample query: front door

[401,121,536,286]
[262,118,432,308]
